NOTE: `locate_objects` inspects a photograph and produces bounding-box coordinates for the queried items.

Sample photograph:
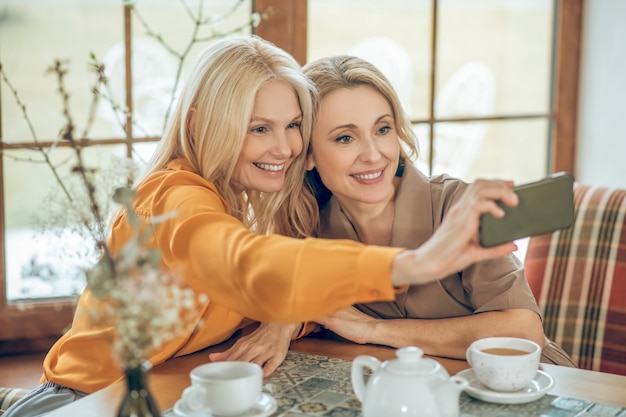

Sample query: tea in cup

[466,337,541,392]
[181,361,263,416]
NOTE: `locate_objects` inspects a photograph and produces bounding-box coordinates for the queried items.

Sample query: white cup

[466,337,541,392]
[181,361,263,416]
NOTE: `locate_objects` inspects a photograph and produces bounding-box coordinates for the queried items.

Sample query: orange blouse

[41,159,402,393]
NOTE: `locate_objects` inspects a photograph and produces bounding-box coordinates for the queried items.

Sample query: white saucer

[456,368,554,404]
[173,392,277,417]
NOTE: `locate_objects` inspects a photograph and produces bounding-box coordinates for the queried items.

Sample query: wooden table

[45,331,626,416]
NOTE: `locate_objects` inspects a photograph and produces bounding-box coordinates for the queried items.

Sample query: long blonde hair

[138,35,318,237]
[302,55,419,207]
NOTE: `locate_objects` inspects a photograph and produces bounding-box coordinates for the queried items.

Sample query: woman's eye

[335,135,352,144]
[251,126,267,134]
[378,125,392,135]
[288,122,302,129]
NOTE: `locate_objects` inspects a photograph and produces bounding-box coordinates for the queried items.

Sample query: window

[0,0,256,353]
[307,0,555,182]
[0,0,582,353]
[256,0,581,178]
[257,0,581,261]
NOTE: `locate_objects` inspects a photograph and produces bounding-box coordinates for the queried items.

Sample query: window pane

[120,0,254,138]
[0,1,124,142]
[0,1,254,144]
[1,0,254,304]
[414,119,548,182]
[433,118,549,182]
[308,0,433,119]
[413,123,432,174]
[438,0,554,116]
[4,145,140,301]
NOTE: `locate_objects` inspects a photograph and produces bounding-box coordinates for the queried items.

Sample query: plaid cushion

[524,183,626,376]
[0,387,29,412]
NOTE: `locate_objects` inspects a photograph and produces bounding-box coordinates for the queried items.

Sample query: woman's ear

[305,153,316,171]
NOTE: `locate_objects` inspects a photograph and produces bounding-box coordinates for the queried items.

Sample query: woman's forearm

[367,309,545,359]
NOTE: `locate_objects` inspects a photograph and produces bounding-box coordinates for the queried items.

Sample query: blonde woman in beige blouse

[309,54,573,364]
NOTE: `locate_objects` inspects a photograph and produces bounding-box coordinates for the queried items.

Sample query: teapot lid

[383,346,440,376]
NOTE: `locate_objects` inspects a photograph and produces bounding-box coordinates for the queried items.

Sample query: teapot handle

[351,355,382,402]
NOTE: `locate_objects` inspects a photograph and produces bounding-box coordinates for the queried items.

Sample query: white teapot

[351,346,468,417]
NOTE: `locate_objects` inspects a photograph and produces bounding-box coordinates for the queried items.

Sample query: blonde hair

[138,35,318,237]
[302,55,419,208]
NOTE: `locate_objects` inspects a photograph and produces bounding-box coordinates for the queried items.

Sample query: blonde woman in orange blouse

[5,39,520,417]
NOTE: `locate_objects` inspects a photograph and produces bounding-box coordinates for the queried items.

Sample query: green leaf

[112,187,136,206]
[150,210,178,225]
[86,257,114,298]
[146,248,162,266]
[116,238,140,271]
[113,187,141,229]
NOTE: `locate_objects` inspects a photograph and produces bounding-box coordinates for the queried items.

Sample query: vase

[117,361,161,417]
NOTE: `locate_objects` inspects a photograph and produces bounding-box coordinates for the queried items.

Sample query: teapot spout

[435,375,468,417]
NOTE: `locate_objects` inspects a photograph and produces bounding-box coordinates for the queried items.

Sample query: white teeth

[353,171,383,180]
[254,163,285,172]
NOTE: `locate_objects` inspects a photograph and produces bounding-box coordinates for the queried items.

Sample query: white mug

[181,361,263,416]
[466,337,541,392]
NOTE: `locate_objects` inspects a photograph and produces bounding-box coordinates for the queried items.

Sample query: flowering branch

[48,60,113,255]
[0,63,73,199]
[1,60,117,260]
[34,61,199,368]
[127,0,273,130]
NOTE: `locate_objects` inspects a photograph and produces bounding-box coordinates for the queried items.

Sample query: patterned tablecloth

[164,350,626,417]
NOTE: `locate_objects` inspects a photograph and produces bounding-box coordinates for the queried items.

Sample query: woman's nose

[270,130,294,158]
[359,136,383,162]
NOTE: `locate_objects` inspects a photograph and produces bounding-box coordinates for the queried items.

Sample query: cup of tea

[466,337,541,392]
[180,361,263,416]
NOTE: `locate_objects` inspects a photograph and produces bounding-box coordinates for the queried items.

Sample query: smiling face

[232,81,304,193]
[306,85,400,206]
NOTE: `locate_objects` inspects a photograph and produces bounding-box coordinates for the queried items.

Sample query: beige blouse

[318,164,575,367]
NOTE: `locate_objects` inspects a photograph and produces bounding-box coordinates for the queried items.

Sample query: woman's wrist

[291,323,305,339]
[392,248,437,287]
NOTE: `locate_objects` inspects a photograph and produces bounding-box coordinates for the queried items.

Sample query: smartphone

[478,172,575,248]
